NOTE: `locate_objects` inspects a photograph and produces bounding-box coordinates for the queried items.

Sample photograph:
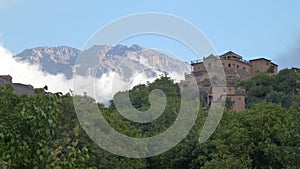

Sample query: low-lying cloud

[0,44,73,92]
[0,44,186,103]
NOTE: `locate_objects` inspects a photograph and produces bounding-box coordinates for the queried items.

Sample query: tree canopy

[0,72,299,168]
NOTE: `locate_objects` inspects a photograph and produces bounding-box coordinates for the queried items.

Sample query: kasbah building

[183,51,278,112]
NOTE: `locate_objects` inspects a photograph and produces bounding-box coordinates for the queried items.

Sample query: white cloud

[0,44,72,93]
[72,73,124,103]
[72,71,158,103]
[169,71,186,82]
[0,44,114,100]
[0,44,187,103]
[0,44,125,102]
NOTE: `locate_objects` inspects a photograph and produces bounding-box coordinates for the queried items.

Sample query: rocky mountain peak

[129,44,143,51]
[15,46,81,64]
[106,44,143,56]
[15,44,189,81]
[14,46,81,79]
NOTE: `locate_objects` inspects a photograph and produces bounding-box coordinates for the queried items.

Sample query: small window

[239,97,241,100]
[228,64,231,67]
[237,65,239,69]
[243,67,246,70]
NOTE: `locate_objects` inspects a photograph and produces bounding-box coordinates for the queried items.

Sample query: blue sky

[1,0,300,68]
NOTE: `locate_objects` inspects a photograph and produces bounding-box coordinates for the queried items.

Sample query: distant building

[208,86,245,112]
[220,51,252,76]
[291,67,300,73]
[249,58,278,76]
[0,75,35,96]
[185,51,278,111]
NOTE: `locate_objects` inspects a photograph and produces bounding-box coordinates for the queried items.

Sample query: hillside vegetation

[0,70,299,168]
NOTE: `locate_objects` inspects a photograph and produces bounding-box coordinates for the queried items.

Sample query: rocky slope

[15,44,190,81]
[15,46,81,79]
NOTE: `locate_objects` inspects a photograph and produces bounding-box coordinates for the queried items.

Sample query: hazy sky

[0,0,300,68]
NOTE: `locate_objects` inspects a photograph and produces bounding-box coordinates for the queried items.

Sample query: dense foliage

[0,71,299,168]
[238,69,300,108]
[0,85,94,168]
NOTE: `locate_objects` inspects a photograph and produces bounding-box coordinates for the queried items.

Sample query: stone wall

[0,75,35,96]
[227,94,245,112]
[221,59,251,75]
[249,58,278,76]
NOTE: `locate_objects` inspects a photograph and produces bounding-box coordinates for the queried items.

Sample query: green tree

[267,65,275,73]
[225,97,234,110]
[0,86,94,168]
[266,91,292,108]
[200,103,299,168]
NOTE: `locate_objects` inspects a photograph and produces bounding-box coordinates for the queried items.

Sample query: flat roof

[249,58,278,66]
[249,57,271,62]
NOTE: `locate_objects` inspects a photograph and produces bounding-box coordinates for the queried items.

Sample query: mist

[0,44,186,103]
[0,44,73,92]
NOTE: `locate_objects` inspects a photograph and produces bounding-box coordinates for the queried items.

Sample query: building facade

[0,75,35,96]
[185,51,278,111]
[249,58,278,76]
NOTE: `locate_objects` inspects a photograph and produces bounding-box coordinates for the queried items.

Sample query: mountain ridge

[14,44,190,81]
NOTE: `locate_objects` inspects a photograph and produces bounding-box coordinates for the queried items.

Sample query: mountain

[14,44,190,81]
[15,46,81,79]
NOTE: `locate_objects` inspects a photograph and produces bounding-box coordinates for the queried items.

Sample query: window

[243,67,246,70]
[237,65,239,69]
[228,64,231,67]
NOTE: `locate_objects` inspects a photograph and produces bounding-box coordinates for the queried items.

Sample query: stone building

[220,51,252,76]
[291,67,300,73]
[249,58,278,76]
[0,75,35,96]
[207,86,245,112]
[185,51,278,111]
